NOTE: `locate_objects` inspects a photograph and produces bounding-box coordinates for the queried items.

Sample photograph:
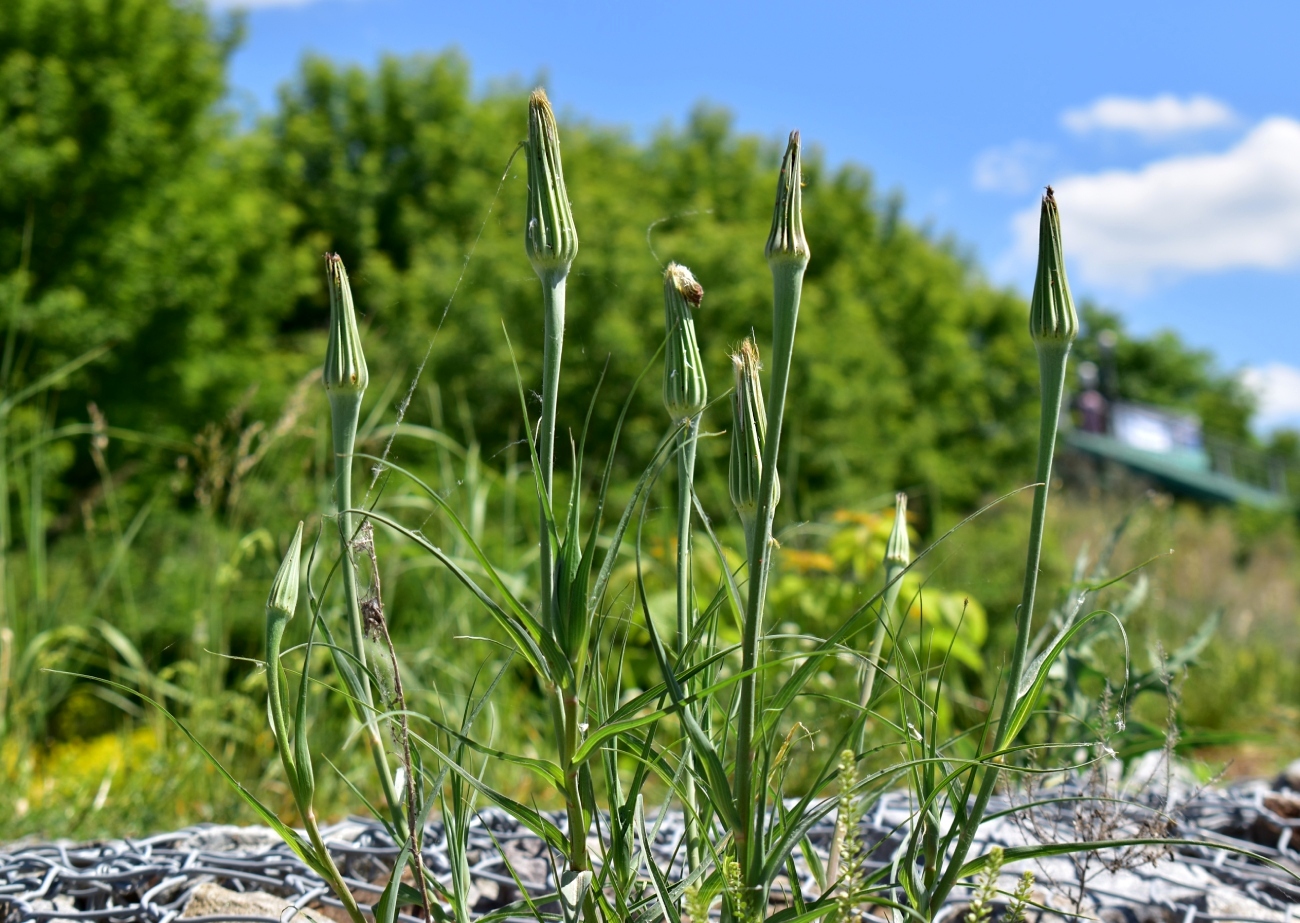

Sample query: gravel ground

[5,766,1300,923]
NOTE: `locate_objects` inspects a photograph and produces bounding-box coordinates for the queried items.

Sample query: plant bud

[1028,188,1078,346]
[885,493,910,568]
[765,131,809,267]
[323,254,369,394]
[267,522,304,620]
[662,262,708,422]
[525,88,579,279]
[728,338,779,518]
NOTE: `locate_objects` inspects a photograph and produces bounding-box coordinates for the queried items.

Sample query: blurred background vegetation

[0,0,1296,840]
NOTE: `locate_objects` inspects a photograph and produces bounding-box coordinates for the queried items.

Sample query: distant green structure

[1065,429,1290,511]
[1065,360,1291,510]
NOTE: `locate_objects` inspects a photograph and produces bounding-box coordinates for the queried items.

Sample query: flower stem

[927,340,1070,913]
[329,390,404,831]
[538,273,565,637]
[735,258,804,892]
[676,416,704,873]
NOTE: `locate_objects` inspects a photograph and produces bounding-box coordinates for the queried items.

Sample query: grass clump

[14,81,1287,923]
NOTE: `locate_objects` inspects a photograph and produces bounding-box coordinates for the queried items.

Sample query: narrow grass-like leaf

[50,672,331,881]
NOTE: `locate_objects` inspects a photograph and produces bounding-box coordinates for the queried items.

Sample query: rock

[182,882,331,921]
[1203,886,1288,923]
[175,825,284,852]
[1263,790,1300,819]
[1274,758,1300,792]
[29,895,77,922]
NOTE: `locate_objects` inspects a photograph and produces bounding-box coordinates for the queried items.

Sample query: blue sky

[212,0,1300,428]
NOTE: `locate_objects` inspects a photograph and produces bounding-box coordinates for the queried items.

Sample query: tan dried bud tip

[525,88,579,278]
[662,263,708,421]
[765,130,809,265]
[267,522,304,619]
[1029,187,1078,345]
[885,493,910,568]
[323,254,369,393]
[729,338,778,516]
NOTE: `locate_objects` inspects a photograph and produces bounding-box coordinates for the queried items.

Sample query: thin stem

[329,391,404,831]
[559,688,588,872]
[330,392,368,683]
[304,808,366,923]
[825,560,904,886]
[538,275,566,637]
[265,619,296,786]
[735,261,804,892]
[378,622,436,923]
[856,562,905,752]
[675,416,703,873]
[927,341,1070,912]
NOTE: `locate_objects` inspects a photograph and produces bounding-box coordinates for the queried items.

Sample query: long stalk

[662,261,708,879]
[927,189,1076,915]
[734,132,807,916]
[676,416,703,872]
[323,254,404,832]
[524,88,584,895]
[825,494,910,888]
[538,275,565,637]
[330,392,369,686]
[266,524,366,923]
[855,493,910,753]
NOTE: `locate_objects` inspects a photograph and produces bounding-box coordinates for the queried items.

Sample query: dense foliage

[0,0,1286,844]
[0,0,1257,517]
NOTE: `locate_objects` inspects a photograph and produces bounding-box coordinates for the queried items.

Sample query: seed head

[885,493,910,568]
[323,254,369,394]
[267,522,304,620]
[662,263,708,421]
[729,338,778,517]
[765,131,809,267]
[525,88,579,279]
[1029,188,1078,346]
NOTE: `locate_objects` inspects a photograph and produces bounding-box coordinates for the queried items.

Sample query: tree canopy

[0,1,1261,518]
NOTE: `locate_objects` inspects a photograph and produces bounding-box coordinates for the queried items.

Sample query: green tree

[0,0,313,440]
[261,52,1042,516]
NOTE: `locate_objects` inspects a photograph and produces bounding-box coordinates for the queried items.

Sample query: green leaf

[49,672,333,883]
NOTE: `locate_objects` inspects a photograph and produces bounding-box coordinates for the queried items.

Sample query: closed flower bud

[885,493,910,568]
[1028,188,1078,346]
[323,254,369,394]
[267,522,304,620]
[729,338,778,520]
[662,263,708,421]
[765,131,809,267]
[525,88,579,279]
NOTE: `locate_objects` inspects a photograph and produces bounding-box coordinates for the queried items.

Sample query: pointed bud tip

[525,88,578,277]
[323,253,369,393]
[886,493,910,567]
[729,337,776,517]
[267,522,304,618]
[1028,187,1078,346]
[765,130,809,265]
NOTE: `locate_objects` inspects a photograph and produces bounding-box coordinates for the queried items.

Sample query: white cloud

[1242,363,1300,430]
[972,141,1053,194]
[1010,117,1300,289]
[1062,94,1238,140]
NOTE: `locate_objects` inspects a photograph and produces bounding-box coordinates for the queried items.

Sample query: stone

[1203,886,1288,923]
[1274,758,1300,792]
[29,895,77,923]
[182,882,330,922]
[176,825,284,852]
